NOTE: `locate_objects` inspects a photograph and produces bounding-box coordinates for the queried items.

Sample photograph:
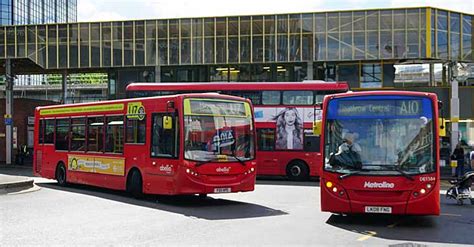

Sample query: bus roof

[126,81,349,92]
[35,92,250,112]
[325,90,438,101]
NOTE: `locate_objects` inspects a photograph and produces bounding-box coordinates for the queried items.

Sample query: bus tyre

[128,170,143,199]
[286,161,309,181]
[56,163,67,186]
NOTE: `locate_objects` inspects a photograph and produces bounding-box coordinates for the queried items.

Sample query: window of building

[70,118,86,151]
[258,128,275,151]
[55,118,70,151]
[282,91,314,105]
[262,91,281,105]
[360,64,382,88]
[126,118,146,144]
[105,116,124,153]
[151,114,178,158]
[87,117,104,152]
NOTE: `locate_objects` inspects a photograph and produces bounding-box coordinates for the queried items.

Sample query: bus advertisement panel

[126,81,349,180]
[34,93,256,197]
[320,91,440,215]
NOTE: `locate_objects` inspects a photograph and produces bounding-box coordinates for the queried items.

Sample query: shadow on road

[36,182,287,220]
[256,176,320,187]
[325,192,474,245]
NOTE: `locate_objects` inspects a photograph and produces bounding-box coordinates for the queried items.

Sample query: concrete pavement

[0,163,458,195]
[0,164,35,194]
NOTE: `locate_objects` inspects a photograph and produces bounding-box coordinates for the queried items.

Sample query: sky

[78,0,473,22]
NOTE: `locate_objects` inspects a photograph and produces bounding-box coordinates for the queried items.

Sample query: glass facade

[1,0,77,25]
[0,7,471,71]
[1,0,77,86]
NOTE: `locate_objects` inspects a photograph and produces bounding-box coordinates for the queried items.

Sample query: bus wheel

[286,161,309,181]
[55,163,67,186]
[128,170,143,199]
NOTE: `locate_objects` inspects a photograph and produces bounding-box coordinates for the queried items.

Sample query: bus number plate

[364,206,392,214]
[214,187,231,193]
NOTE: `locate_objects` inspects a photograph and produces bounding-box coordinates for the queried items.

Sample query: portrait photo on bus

[273,107,304,150]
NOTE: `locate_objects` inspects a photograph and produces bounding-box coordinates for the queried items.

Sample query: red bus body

[320,91,440,215]
[126,82,349,180]
[34,93,257,195]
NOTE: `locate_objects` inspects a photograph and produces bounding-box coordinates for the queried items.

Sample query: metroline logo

[364,181,395,189]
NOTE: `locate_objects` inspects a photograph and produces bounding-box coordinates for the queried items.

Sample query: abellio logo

[364,181,395,189]
[159,164,173,173]
[216,167,231,173]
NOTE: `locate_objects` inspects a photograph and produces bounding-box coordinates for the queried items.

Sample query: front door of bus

[147,113,180,193]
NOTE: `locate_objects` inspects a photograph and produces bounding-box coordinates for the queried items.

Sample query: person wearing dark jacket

[452,144,465,177]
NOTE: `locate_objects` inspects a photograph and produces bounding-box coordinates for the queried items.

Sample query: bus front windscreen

[184,99,255,162]
[324,97,435,176]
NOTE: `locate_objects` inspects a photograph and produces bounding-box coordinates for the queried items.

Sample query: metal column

[307,62,314,80]
[5,59,13,165]
[62,70,68,104]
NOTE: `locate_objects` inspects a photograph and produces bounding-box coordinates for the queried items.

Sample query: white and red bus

[34,93,256,197]
[126,81,349,180]
[320,91,440,215]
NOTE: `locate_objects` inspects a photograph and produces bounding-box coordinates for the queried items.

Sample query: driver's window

[151,114,178,158]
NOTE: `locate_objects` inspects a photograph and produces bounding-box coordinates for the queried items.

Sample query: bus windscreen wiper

[390,165,414,181]
[339,170,362,180]
[195,158,215,167]
[229,150,246,166]
[338,169,369,180]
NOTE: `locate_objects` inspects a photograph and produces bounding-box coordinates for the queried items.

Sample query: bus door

[257,128,280,175]
[148,113,180,191]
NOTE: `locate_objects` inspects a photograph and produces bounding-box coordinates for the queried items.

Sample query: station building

[0,6,473,161]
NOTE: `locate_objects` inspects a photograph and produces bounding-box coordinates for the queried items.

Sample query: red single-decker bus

[34,93,257,197]
[320,91,440,215]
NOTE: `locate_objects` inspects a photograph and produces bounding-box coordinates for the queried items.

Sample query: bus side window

[257,128,275,151]
[151,114,177,158]
[71,118,86,152]
[304,132,320,152]
[44,119,55,144]
[87,117,104,152]
[105,116,124,153]
[315,91,327,104]
[126,117,146,144]
[262,91,281,105]
[55,118,70,151]
[39,120,44,144]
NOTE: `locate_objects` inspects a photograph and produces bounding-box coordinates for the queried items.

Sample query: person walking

[452,143,465,177]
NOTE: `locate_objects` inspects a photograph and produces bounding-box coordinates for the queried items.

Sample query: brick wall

[0,98,58,163]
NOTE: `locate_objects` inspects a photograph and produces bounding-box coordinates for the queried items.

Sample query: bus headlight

[332,187,338,193]
[420,188,426,194]
[426,183,432,189]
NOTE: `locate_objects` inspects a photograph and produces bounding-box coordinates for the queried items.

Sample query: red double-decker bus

[126,81,349,180]
[34,93,256,197]
[320,91,440,215]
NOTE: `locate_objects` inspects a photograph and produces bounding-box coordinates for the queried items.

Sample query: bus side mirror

[439,118,446,137]
[313,120,322,136]
[163,116,173,130]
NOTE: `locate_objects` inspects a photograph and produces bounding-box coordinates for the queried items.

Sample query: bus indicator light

[326,181,333,188]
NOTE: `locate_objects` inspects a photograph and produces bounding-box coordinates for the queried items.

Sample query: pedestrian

[452,143,465,177]
[469,146,474,171]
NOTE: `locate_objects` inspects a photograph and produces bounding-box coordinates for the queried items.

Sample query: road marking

[357,231,376,241]
[441,213,461,217]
